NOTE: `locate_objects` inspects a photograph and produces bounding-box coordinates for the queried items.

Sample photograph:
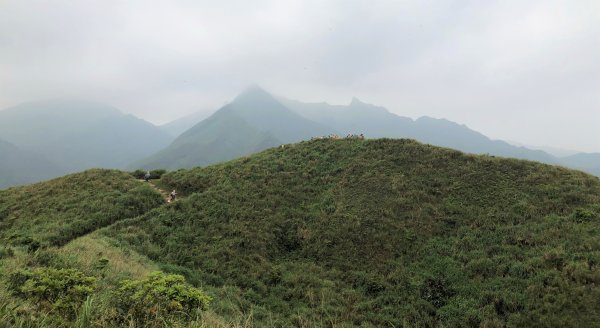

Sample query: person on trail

[169,189,177,202]
[144,170,151,182]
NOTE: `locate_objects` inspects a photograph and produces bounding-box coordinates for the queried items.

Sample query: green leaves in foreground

[115,271,211,324]
[8,267,96,318]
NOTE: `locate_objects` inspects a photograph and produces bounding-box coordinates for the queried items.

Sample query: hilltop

[1,139,600,327]
[118,139,600,326]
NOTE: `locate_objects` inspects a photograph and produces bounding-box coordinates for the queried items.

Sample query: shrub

[420,277,455,309]
[0,245,14,259]
[572,208,596,222]
[130,169,146,179]
[8,267,96,318]
[114,271,211,324]
[130,169,167,180]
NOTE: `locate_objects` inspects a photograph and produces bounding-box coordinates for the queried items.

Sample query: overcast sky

[1,0,599,152]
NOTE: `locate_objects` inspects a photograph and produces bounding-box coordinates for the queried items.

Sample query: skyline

[1,0,599,152]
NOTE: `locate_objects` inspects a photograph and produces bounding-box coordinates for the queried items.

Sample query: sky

[0,0,599,152]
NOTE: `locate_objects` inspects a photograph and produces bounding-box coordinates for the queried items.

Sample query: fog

[1,0,599,152]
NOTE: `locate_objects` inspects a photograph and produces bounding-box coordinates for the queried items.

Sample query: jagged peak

[233,85,274,103]
[349,97,364,106]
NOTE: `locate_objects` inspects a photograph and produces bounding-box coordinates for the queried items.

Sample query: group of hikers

[143,171,176,202]
[311,133,365,140]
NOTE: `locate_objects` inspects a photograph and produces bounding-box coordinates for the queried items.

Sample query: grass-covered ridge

[0,169,218,327]
[0,169,164,248]
[104,139,600,326]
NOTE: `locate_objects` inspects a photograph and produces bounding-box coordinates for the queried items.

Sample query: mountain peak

[233,85,273,103]
[350,97,364,106]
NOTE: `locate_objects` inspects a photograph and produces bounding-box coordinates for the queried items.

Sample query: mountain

[0,138,63,189]
[113,139,600,326]
[560,153,600,177]
[159,110,215,137]
[0,100,174,175]
[2,139,600,326]
[134,86,334,169]
[507,140,581,158]
[281,97,558,164]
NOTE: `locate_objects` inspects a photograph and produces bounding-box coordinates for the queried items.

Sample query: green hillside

[115,139,600,326]
[0,169,164,248]
[1,139,600,327]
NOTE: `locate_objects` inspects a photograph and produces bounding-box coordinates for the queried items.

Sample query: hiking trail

[140,180,172,203]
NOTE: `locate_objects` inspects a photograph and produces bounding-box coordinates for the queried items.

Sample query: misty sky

[1,0,599,152]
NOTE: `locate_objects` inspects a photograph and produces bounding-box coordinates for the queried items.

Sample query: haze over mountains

[133,86,333,170]
[0,100,173,188]
[0,138,63,187]
[135,86,599,176]
[1,87,599,189]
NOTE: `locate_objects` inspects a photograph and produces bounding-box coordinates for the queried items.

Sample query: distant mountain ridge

[280,97,558,165]
[138,88,599,176]
[0,138,63,188]
[0,100,174,188]
[159,110,215,137]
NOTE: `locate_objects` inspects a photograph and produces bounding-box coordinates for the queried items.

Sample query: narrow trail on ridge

[139,179,174,203]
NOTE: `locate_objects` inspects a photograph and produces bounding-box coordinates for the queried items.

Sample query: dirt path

[139,180,172,202]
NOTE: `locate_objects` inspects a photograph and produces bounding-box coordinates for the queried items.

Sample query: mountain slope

[0,100,174,174]
[134,87,334,169]
[0,169,164,247]
[159,110,215,137]
[109,139,600,326]
[560,153,600,177]
[0,138,63,189]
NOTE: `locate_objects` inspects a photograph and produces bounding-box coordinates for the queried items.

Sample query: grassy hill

[1,139,600,327]
[119,139,600,326]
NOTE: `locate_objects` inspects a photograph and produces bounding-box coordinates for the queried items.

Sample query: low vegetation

[1,139,599,327]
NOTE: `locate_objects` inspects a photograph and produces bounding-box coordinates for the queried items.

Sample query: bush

[0,245,14,259]
[573,208,596,222]
[130,169,167,180]
[114,271,211,324]
[8,267,96,318]
[420,277,455,309]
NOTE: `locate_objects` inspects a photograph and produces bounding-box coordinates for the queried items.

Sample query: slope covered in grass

[105,139,600,327]
[0,169,164,248]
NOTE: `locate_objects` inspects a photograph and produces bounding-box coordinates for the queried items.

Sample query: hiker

[169,189,177,202]
[144,170,151,182]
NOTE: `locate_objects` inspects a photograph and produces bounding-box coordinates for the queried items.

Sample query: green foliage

[2,139,600,326]
[109,139,600,326]
[114,271,211,324]
[74,296,94,328]
[0,169,164,247]
[572,207,597,222]
[0,246,14,260]
[8,267,96,318]
[130,169,167,180]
